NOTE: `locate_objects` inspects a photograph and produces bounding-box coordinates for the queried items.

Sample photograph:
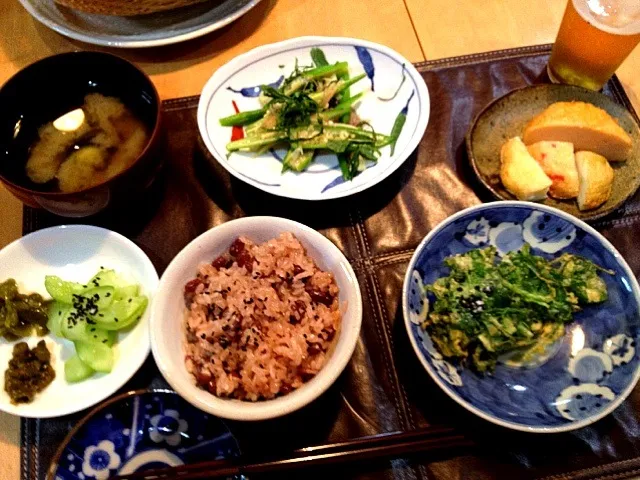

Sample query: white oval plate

[198,36,430,200]
[17,0,262,48]
[0,225,158,418]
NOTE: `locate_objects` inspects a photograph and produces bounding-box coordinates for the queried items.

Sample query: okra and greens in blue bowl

[403,201,640,432]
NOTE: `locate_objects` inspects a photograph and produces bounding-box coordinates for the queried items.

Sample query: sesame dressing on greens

[220,47,409,182]
[423,245,612,372]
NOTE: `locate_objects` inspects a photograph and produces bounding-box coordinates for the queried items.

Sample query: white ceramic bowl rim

[402,201,640,433]
[150,216,363,421]
[0,224,158,418]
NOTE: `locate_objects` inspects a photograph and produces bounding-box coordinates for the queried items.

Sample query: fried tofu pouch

[56,146,108,193]
[25,121,92,184]
[500,137,552,201]
[523,101,632,162]
[527,141,579,199]
[575,151,614,211]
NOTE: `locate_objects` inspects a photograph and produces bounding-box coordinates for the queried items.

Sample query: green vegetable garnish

[387,109,407,156]
[260,85,320,130]
[423,245,612,372]
[219,108,267,127]
[310,47,329,67]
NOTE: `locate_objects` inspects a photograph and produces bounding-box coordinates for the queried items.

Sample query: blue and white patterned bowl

[48,390,240,480]
[402,201,640,433]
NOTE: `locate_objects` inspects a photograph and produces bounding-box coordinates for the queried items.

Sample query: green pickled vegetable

[0,279,50,340]
[91,295,148,331]
[47,302,67,337]
[44,276,85,304]
[64,354,94,383]
[115,285,139,301]
[75,340,114,373]
[0,279,18,300]
[45,269,148,383]
[5,340,55,403]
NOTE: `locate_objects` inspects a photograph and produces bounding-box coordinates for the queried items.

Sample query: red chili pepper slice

[230,100,244,141]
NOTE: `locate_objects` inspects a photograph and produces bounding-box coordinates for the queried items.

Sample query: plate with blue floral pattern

[47,390,240,480]
[403,201,640,433]
[197,36,430,200]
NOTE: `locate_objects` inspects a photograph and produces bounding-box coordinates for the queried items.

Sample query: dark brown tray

[21,44,640,480]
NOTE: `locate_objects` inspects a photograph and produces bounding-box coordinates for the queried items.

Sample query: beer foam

[574,0,640,34]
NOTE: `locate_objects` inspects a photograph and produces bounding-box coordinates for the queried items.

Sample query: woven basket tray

[54,0,210,16]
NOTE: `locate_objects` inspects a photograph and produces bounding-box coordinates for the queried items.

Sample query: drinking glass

[547,0,640,90]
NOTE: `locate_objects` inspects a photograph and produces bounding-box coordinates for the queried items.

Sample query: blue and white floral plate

[197,36,430,200]
[47,390,240,480]
[402,201,640,433]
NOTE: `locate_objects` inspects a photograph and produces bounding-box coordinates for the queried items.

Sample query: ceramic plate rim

[0,225,158,418]
[45,388,234,480]
[465,84,640,221]
[150,216,363,421]
[402,201,640,433]
[16,0,263,48]
[197,35,430,201]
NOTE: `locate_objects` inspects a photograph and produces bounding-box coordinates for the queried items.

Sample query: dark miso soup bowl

[0,52,162,217]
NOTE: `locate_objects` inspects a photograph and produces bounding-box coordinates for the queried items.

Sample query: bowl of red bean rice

[150,216,362,420]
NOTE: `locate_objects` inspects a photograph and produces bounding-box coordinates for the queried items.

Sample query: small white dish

[17,0,262,48]
[150,216,363,421]
[0,225,158,418]
[198,36,430,200]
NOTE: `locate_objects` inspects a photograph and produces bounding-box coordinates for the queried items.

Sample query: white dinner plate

[17,0,262,48]
[197,36,430,200]
[0,225,158,418]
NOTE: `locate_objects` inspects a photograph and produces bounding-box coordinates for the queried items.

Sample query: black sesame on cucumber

[45,269,148,383]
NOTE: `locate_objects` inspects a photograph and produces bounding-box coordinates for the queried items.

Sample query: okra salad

[219,47,406,182]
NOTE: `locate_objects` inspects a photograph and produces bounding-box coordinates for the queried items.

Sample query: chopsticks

[112,426,473,480]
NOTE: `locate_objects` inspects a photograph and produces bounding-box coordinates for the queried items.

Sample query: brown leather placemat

[20,44,640,480]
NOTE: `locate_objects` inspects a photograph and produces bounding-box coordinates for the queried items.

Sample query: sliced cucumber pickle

[47,301,68,337]
[65,354,94,383]
[115,285,139,301]
[89,270,124,289]
[60,308,88,341]
[75,340,114,373]
[46,268,146,383]
[44,276,85,304]
[91,296,148,331]
[76,286,115,313]
[86,326,116,347]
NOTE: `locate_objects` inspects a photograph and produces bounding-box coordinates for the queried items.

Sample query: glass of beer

[548,0,640,90]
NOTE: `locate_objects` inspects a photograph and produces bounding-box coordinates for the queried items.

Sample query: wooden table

[1,0,639,478]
